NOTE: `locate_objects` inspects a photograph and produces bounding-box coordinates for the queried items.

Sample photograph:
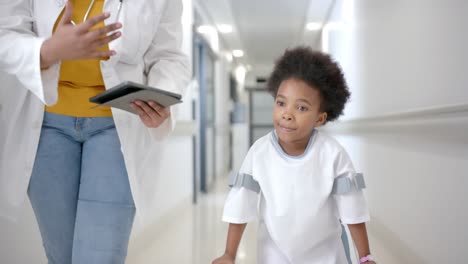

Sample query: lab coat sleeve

[143,0,191,141]
[333,148,370,224]
[222,149,260,224]
[0,0,60,105]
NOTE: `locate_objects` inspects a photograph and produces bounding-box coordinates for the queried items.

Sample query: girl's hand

[212,253,235,264]
[40,1,121,68]
[130,100,170,128]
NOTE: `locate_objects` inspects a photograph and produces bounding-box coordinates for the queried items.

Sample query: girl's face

[273,78,327,150]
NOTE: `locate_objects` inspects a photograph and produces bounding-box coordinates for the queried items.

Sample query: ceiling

[194,0,334,84]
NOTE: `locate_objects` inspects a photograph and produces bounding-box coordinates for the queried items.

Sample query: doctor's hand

[40,1,122,69]
[130,100,170,128]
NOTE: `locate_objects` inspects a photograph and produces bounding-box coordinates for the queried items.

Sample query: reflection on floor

[126,176,394,264]
[127,176,257,264]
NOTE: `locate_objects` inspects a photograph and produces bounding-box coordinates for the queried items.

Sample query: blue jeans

[28,112,135,264]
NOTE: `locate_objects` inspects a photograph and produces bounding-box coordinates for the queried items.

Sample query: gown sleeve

[332,148,370,224]
[222,148,260,224]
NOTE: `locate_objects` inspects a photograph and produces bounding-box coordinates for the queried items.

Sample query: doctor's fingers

[85,22,122,42]
[148,101,170,119]
[85,50,117,60]
[130,102,167,128]
[58,1,74,25]
[90,31,122,50]
[76,12,111,34]
[134,101,161,118]
[130,102,147,116]
[130,103,157,127]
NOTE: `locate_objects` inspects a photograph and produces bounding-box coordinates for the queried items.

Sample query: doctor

[0,0,190,263]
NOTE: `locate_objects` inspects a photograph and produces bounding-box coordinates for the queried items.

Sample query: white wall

[325,0,468,118]
[323,0,468,263]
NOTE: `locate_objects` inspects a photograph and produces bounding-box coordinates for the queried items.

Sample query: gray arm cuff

[332,173,366,195]
[228,172,261,193]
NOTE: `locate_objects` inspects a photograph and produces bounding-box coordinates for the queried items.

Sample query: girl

[213,47,376,264]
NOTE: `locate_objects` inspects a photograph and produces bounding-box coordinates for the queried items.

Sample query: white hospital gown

[222,130,370,264]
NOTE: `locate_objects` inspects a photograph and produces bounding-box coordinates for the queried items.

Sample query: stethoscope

[70,0,123,25]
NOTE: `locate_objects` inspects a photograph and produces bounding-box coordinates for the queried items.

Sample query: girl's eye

[298,106,308,112]
[276,101,284,106]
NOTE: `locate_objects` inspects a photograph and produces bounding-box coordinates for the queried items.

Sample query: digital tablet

[89,81,182,114]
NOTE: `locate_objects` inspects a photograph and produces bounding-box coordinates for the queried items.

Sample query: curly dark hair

[267,46,350,123]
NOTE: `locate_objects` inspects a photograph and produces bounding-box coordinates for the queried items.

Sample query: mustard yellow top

[45,0,112,117]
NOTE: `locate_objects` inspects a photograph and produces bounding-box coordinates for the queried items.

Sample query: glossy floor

[127,176,257,264]
[126,176,396,264]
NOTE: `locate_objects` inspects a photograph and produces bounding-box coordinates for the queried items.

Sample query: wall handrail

[339,103,468,124]
[322,103,468,135]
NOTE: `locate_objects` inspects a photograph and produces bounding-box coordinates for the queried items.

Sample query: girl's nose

[282,112,293,121]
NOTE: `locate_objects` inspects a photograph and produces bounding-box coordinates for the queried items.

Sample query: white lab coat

[0,0,190,222]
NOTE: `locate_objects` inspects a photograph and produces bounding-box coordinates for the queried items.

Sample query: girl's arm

[348,223,376,263]
[212,223,247,263]
[225,223,247,258]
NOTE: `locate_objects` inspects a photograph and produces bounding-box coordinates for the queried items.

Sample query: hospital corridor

[1,0,467,263]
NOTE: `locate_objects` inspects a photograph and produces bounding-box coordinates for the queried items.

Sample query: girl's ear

[316,112,328,126]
